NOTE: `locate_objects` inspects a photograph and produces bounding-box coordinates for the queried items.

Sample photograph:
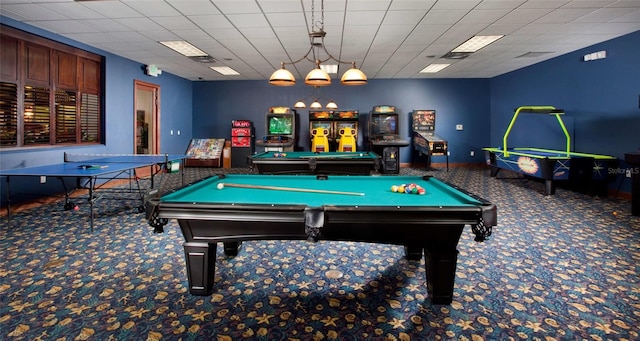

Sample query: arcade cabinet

[411,110,448,171]
[309,110,334,151]
[367,105,409,174]
[333,110,359,152]
[256,106,299,152]
[230,120,255,167]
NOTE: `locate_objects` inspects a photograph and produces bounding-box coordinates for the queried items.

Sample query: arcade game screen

[310,121,332,132]
[268,115,293,135]
[371,114,398,135]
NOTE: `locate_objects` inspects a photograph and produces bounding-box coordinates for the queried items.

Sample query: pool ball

[391,185,398,192]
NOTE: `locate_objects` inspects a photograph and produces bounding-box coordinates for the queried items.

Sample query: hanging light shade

[269,62,296,86]
[305,61,331,86]
[269,0,366,88]
[340,62,368,85]
[325,100,338,110]
[309,99,323,109]
[294,100,306,109]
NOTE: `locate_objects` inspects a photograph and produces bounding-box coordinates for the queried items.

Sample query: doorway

[134,80,159,155]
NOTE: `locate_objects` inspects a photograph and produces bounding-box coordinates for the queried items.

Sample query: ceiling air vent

[189,55,216,63]
[442,52,471,60]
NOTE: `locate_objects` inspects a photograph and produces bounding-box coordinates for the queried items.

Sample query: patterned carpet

[1,166,639,340]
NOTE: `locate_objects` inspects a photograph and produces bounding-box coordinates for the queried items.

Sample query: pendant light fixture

[268,0,367,87]
[293,86,338,110]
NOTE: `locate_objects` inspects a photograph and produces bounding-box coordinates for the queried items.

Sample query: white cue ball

[217,183,224,190]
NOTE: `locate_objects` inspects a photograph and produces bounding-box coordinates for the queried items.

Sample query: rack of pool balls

[391,183,426,195]
[273,153,287,157]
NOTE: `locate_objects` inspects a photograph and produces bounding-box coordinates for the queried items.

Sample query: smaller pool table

[249,151,380,175]
[146,174,497,305]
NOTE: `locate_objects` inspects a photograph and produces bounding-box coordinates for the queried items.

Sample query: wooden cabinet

[0,35,19,82]
[80,57,100,93]
[25,42,50,85]
[55,51,77,89]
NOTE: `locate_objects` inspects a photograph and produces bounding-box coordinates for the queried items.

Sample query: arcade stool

[311,128,329,152]
[338,128,356,152]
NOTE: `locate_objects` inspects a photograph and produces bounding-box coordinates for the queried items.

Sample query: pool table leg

[223,241,242,256]
[404,245,423,261]
[183,242,217,296]
[423,246,459,305]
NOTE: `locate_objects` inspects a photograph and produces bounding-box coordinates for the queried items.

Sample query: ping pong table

[1,153,189,232]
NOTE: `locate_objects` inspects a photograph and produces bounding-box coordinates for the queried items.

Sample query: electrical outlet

[470,151,475,157]
[456,124,463,131]
[447,151,451,156]
[627,169,632,178]
[40,176,46,184]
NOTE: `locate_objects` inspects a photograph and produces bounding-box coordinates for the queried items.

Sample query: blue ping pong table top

[0,154,188,177]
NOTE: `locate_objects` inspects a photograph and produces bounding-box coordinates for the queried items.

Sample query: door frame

[134,80,160,154]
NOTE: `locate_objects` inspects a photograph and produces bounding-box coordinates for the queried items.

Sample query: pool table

[145,174,497,305]
[249,151,380,175]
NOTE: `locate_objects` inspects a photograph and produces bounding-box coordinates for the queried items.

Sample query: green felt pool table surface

[160,174,483,207]
[251,151,377,159]
[248,151,381,175]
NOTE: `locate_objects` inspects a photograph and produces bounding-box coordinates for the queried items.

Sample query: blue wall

[0,17,193,204]
[193,78,491,164]
[490,30,640,192]
[1,14,638,206]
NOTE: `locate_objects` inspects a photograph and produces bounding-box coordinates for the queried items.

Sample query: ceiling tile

[1,0,638,81]
[121,0,182,17]
[226,13,270,28]
[166,0,222,16]
[2,4,67,20]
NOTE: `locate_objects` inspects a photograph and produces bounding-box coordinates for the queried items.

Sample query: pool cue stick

[299,154,365,159]
[219,183,365,196]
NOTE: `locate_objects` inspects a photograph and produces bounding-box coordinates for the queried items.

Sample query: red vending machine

[231,120,255,167]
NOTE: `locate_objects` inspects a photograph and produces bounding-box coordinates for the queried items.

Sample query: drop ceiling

[1,0,639,81]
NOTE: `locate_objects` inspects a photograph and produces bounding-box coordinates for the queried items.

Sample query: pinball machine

[411,110,449,171]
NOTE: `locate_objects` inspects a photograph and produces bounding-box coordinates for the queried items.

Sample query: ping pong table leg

[149,165,155,188]
[4,176,12,226]
[59,177,76,210]
[130,168,146,212]
[89,177,94,233]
